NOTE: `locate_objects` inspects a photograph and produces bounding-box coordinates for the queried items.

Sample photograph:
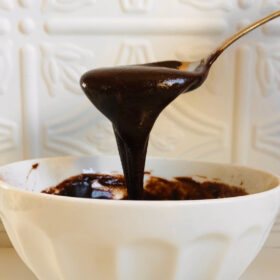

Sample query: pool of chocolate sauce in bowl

[42,173,248,201]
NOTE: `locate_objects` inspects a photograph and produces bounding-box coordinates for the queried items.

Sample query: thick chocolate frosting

[80,61,210,199]
[43,173,248,200]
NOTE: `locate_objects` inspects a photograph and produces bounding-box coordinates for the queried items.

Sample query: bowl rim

[0,155,279,207]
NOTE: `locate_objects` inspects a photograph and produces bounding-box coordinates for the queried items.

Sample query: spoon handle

[220,10,280,52]
[207,10,280,65]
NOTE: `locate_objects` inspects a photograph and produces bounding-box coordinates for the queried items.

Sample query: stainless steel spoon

[178,10,280,73]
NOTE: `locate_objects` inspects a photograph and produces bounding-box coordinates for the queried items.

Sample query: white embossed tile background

[0,0,279,256]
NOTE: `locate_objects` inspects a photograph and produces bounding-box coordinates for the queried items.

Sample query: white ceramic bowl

[0,156,279,280]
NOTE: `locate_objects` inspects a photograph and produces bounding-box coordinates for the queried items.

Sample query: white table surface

[0,247,279,280]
